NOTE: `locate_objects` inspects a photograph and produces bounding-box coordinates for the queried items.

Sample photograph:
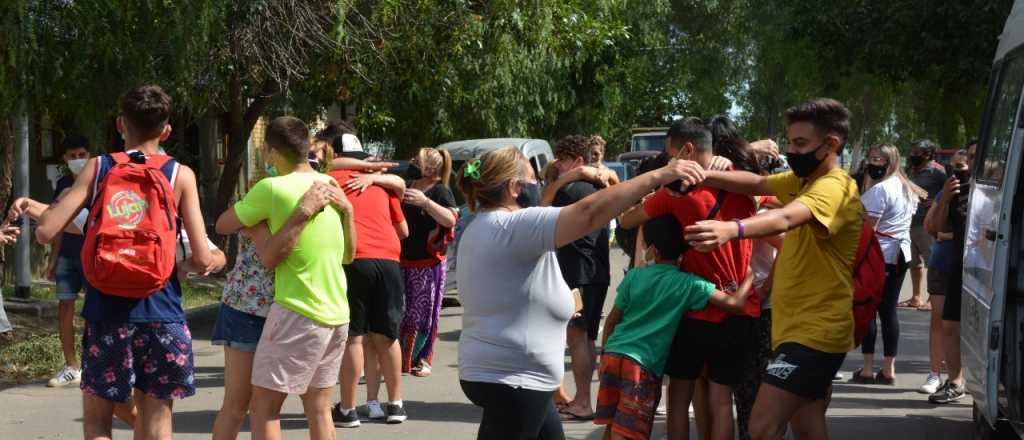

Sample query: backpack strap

[705,189,728,221]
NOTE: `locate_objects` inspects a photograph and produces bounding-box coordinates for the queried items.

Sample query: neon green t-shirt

[233,171,349,326]
[604,264,714,376]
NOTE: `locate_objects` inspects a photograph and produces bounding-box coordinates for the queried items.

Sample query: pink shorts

[251,304,349,395]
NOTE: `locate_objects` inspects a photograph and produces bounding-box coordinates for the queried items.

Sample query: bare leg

[83,393,116,440]
[748,383,805,440]
[943,321,964,385]
[58,300,78,368]
[910,268,924,305]
[708,382,735,440]
[114,402,137,427]
[301,387,337,440]
[339,335,365,410]
[250,386,288,440]
[666,378,695,440]
[369,333,402,402]
[566,326,596,416]
[861,354,875,376]
[693,375,711,440]
[133,389,174,440]
[213,347,256,440]
[928,296,946,374]
[789,393,830,440]
[882,356,896,379]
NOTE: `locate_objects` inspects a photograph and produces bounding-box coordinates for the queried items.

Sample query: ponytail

[438,148,453,186]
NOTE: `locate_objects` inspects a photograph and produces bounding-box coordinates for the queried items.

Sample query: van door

[963,49,1024,425]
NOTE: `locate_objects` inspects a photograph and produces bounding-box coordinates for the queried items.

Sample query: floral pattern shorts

[80,321,195,403]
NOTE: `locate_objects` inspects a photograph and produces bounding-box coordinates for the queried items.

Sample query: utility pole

[13,105,30,299]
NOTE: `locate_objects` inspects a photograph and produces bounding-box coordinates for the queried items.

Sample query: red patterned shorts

[595,352,662,440]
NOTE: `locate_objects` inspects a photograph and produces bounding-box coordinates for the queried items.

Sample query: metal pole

[14,107,31,299]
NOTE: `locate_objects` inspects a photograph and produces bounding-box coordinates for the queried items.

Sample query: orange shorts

[594,352,662,440]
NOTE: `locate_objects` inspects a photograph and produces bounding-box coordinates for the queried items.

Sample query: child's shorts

[595,352,662,440]
[80,321,195,403]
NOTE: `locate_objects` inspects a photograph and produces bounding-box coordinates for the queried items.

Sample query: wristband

[734,219,745,239]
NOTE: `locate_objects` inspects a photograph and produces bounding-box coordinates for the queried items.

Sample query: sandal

[875,371,896,386]
[411,362,432,378]
[849,369,875,384]
[917,303,932,311]
[898,299,925,309]
[558,407,595,421]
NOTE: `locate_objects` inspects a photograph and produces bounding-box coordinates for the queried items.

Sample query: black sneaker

[929,380,967,404]
[385,403,408,424]
[332,403,361,428]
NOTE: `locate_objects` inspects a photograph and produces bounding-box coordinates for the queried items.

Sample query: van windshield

[632,135,666,153]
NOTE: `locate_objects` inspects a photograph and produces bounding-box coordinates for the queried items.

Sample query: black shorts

[664,316,756,386]
[344,259,405,339]
[761,342,845,400]
[927,268,947,296]
[569,284,610,340]
[942,270,963,322]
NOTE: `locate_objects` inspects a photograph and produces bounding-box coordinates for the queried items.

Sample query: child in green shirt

[595,215,749,440]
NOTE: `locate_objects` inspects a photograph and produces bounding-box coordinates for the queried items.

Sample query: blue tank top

[80,152,185,323]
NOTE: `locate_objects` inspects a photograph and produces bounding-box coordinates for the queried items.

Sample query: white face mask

[67,158,87,176]
[639,246,655,267]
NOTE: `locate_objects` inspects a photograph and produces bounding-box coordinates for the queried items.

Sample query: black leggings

[862,255,910,357]
[460,380,565,440]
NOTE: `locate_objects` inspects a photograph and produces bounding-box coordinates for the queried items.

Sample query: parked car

[628,127,668,154]
[436,138,555,297]
[962,1,1024,437]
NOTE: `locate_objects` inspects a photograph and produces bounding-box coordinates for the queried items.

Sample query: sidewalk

[0,252,973,439]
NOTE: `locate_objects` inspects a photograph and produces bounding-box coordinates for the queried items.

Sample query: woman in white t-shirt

[454,146,701,440]
[852,144,927,385]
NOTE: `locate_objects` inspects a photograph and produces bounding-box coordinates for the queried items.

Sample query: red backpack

[852,220,887,347]
[81,152,179,298]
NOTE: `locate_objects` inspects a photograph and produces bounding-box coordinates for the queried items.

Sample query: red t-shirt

[329,170,405,262]
[642,187,759,322]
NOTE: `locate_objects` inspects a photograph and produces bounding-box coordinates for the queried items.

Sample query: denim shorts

[55,255,86,301]
[211,304,267,353]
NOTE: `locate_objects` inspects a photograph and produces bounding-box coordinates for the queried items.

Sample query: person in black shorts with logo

[543,135,611,420]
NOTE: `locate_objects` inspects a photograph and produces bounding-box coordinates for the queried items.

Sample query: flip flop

[558,407,595,421]
[917,303,932,311]
[411,362,432,378]
[897,299,925,309]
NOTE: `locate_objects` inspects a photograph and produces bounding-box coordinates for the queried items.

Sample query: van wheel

[975,402,1018,440]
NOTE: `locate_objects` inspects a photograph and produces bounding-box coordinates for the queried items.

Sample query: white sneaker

[920,373,942,394]
[366,400,386,420]
[47,366,81,388]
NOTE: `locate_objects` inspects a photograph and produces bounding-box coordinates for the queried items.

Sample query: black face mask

[867,164,887,180]
[787,143,825,178]
[406,163,423,180]
[516,183,541,208]
[909,155,925,167]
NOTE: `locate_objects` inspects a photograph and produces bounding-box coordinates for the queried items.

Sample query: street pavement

[0,249,975,439]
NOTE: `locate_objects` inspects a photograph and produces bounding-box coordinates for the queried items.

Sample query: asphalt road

[0,249,975,439]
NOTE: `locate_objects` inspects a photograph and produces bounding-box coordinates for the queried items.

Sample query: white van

[962,0,1024,437]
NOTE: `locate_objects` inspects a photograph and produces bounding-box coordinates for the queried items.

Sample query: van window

[978,53,1024,185]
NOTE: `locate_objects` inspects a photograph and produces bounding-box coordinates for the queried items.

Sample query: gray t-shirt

[456,207,575,391]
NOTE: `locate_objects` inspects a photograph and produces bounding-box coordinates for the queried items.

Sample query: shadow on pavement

[824,414,971,439]
[403,400,481,424]
[170,410,309,434]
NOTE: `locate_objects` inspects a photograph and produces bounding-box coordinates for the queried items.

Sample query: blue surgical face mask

[266,164,278,177]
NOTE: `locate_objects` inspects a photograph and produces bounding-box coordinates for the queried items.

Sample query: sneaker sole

[929,394,967,404]
[335,420,361,428]
[386,416,407,424]
[47,379,81,388]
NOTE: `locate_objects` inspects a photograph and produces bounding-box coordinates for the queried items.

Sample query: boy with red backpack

[682,98,864,440]
[36,85,223,440]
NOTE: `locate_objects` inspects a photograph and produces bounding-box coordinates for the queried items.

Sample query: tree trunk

[210,77,276,246]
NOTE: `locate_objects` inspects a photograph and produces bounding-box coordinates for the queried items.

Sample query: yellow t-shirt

[766,169,863,353]
[233,172,350,326]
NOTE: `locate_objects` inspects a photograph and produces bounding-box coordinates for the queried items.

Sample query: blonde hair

[865,144,927,201]
[416,147,453,186]
[309,138,334,172]
[457,146,526,212]
[589,135,607,163]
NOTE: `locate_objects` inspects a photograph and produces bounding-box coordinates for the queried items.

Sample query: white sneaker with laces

[920,373,942,394]
[47,366,81,388]
[367,400,386,420]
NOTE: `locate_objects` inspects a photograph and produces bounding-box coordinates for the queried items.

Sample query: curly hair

[554,135,591,162]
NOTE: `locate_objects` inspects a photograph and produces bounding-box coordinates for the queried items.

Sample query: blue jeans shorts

[55,255,86,301]
[211,304,267,353]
